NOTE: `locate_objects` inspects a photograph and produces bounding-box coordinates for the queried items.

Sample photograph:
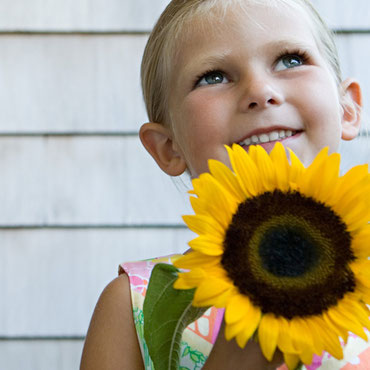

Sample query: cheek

[184,92,230,124]
[297,75,342,129]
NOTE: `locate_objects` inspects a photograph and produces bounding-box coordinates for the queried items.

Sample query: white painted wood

[0,0,368,31]
[0,228,192,336]
[0,34,369,133]
[0,35,148,133]
[0,0,170,31]
[0,136,192,225]
[0,134,366,226]
[311,0,370,30]
[336,34,370,138]
[0,340,84,370]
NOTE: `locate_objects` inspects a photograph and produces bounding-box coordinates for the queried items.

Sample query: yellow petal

[302,317,325,356]
[287,148,305,184]
[339,296,370,332]
[258,314,279,361]
[289,318,315,360]
[313,316,343,359]
[283,353,300,370]
[248,145,277,192]
[235,305,261,348]
[270,142,290,191]
[296,147,329,197]
[174,268,206,289]
[225,319,245,341]
[227,144,260,197]
[311,153,340,203]
[188,235,224,256]
[193,277,233,306]
[276,317,299,354]
[189,174,238,228]
[182,214,224,239]
[351,228,370,258]
[173,251,219,269]
[225,294,255,324]
[209,158,245,202]
[337,164,369,199]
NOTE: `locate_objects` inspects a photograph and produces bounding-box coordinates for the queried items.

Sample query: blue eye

[275,54,306,71]
[197,71,229,87]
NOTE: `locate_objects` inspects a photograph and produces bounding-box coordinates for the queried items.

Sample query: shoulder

[80,274,144,370]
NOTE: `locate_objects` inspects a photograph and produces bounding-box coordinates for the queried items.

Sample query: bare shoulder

[80,274,144,370]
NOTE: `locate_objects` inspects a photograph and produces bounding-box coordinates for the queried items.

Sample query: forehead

[171,2,318,69]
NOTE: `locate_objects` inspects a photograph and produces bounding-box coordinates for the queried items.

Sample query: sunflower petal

[209,158,245,202]
[311,152,340,203]
[296,147,329,197]
[283,353,301,370]
[287,148,305,184]
[174,268,206,289]
[258,314,279,361]
[248,145,276,192]
[270,142,290,191]
[351,228,370,258]
[235,306,261,348]
[313,317,343,359]
[225,294,255,324]
[227,144,260,197]
[224,319,245,341]
[183,214,224,239]
[188,235,224,256]
[190,174,239,228]
[289,318,315,364]
[193,278,233,306]
[337,164,369,198]
[276,317,298,354]
[173,251,219,269]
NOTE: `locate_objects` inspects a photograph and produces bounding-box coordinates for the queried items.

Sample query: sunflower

[173,143,370,369]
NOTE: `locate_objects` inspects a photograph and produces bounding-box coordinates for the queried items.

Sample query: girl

[81,0,365,368]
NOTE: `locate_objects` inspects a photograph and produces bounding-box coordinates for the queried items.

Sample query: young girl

[80,0,365,368]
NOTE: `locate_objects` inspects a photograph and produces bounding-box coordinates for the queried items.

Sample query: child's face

[167,3,347,177]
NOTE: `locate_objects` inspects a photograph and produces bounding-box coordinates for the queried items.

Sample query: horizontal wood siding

[0,229,192,336]
[0,0,368,31]
[0,34,368,133]
[0,340,84,370]
[0,1,369,369]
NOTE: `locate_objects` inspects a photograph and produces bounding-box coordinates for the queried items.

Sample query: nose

[239,76,284,111]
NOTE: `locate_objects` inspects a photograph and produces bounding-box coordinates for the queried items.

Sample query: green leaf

[182,346,190,357]
[143,263,208,370]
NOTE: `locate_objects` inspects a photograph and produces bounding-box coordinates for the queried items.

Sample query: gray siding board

[0,136,191,225]
[0,340,84,370]
[0,1,368,32]
[0,34,369,133]
[0,228,191,336]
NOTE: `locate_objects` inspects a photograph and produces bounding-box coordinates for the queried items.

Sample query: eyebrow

[262,39,316,53]
[185,39,315,70]
[187,51,233,72]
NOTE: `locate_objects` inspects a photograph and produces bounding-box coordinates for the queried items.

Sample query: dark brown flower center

[221,190,355,319]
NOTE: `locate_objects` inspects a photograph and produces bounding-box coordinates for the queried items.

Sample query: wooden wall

[0,1,369,368]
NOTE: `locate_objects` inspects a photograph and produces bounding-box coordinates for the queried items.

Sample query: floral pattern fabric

[119,254,370,369]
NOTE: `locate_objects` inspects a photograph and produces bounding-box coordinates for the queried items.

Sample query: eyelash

[193,49,311,88]
[193,69,226,88]
[274,49,310,67]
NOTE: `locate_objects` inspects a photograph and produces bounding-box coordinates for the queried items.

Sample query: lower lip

[241,132,302,152]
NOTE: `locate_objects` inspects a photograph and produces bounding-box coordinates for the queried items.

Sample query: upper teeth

[239,129,295,146]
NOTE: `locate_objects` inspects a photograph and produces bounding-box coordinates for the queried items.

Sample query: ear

[340,78,362,141]
[139,122,187,176]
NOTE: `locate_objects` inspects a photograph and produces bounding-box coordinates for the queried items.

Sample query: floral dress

[119,255,370,370]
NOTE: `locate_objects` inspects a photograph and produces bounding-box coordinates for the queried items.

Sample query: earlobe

[340,78,362,141]
[139,122,187,176]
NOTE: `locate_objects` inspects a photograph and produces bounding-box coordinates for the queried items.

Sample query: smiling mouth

[238,129,300,146]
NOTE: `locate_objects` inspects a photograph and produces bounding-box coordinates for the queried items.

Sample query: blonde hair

[141,0,342,126]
